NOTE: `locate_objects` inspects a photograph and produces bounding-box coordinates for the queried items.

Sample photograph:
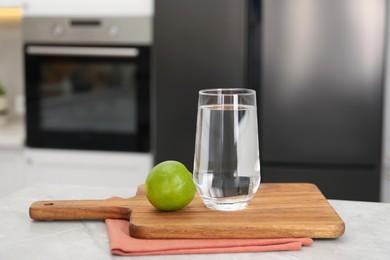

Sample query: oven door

[24,45,150,152]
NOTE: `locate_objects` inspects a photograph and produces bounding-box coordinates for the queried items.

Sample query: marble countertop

[1,183,390,260]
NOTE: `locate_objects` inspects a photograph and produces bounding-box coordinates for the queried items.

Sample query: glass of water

[193,88,261,211]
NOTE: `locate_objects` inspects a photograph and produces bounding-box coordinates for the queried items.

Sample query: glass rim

[199,88,256,96]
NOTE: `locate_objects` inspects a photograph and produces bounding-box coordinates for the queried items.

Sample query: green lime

[145,160,196,211]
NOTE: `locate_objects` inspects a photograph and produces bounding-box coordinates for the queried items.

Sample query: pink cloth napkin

[105,219,313,256]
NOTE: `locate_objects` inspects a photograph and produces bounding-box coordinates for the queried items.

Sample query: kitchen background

[0,0,390,203]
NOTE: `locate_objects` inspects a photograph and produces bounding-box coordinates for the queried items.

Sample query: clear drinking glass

[193,88,261,211]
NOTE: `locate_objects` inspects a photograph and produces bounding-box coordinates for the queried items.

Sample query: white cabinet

[23,149,152,190]
[0,147,153,198]
[0,149,26,197]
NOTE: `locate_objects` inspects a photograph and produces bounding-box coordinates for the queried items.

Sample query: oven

[23,17,152,153]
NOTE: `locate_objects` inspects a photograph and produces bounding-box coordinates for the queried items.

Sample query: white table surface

[1,183,390,260]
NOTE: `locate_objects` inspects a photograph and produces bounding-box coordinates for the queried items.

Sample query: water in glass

[193,102,260,211]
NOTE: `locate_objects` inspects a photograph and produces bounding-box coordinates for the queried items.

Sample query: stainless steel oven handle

[26,46,139,57]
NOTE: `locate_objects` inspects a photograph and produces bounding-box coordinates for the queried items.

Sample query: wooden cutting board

[30,183,345,239]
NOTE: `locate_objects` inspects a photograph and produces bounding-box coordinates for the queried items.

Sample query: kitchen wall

[0,11,24,118]
[380,1,390,202]
[6,0,153,16]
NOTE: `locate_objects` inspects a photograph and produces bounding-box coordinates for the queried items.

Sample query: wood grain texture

[30,183,345,239]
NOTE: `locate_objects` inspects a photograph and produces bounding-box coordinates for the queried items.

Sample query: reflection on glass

[39,61,137,133]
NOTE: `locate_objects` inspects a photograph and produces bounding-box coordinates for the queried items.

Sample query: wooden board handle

[29,199,134,220]
[30,186,147,221]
